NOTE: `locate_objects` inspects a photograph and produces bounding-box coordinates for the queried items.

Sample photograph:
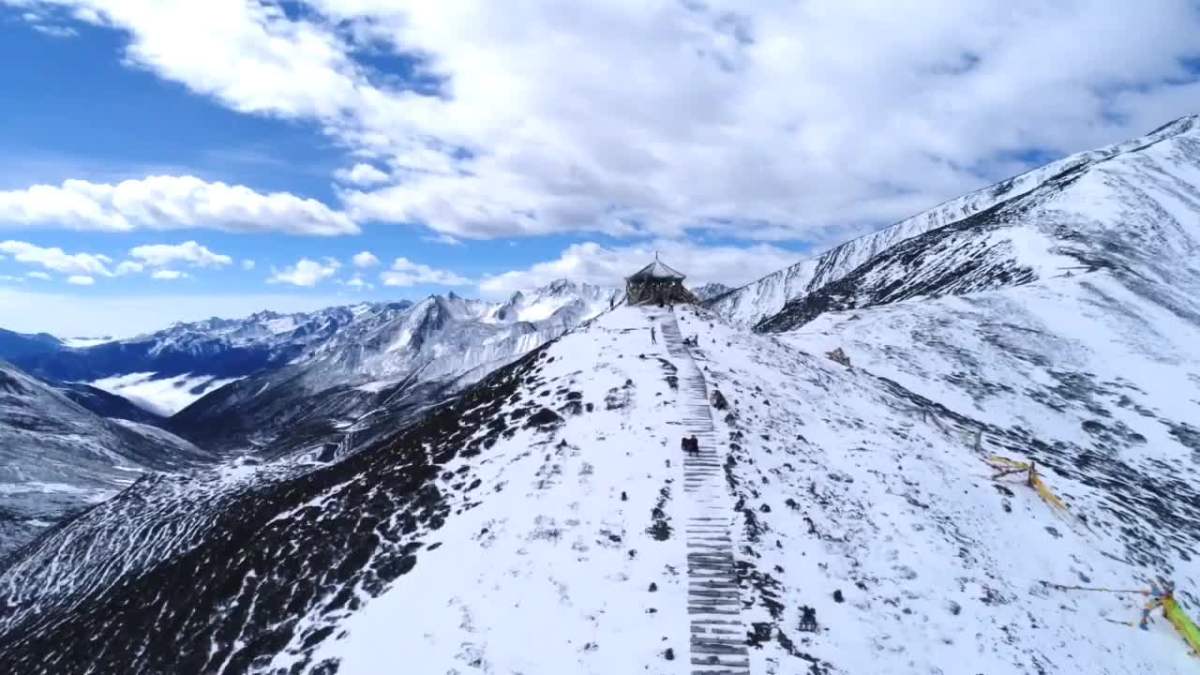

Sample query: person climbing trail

[680,435,698,457]
[650,326,656,344]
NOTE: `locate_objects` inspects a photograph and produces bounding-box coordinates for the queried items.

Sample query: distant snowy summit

[0,279,620,416]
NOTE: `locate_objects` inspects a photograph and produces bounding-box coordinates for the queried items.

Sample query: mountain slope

[758,115,1200,333]
[0,300,1197,673]
[0,329,61,361]
[712,115,1200,328]
[0,360,212,555]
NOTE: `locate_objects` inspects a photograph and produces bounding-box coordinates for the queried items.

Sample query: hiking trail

[651,307,751,675]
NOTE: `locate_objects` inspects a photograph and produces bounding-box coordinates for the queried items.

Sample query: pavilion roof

[627,258,686,281]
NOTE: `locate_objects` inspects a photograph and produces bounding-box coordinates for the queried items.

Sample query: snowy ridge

[711,114,1200,328]
[756,114,1200,333]
[690,283,734,303]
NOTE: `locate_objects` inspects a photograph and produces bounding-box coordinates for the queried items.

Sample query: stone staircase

[652,308,751,675]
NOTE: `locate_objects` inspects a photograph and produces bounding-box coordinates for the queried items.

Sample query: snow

[286,299,1200,674]
[89,372,243,416]
[306,307,693,673]
[516,297,570,322]
[265,316,299,334]
[353,380,396,393]
[674,302,1199,673]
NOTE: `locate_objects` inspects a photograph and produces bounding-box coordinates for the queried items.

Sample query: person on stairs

[680,435,699,457]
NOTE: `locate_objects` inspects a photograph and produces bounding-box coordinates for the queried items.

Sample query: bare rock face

[825,347,851,367]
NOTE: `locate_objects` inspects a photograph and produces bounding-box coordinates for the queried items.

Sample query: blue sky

[1,1,1198,336]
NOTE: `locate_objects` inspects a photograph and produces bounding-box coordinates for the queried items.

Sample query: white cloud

[334,163,390,186]
[26,271,52,281]
[66,275,94,286]
[150,269,188,280]
[115,261,144,276]
[422,233,463,246]
[129,240,232,268]
[268,257,341,287]
[241,259,256,270]
[10,0,1200,244]
[478,240,800,297]
[351,250,380,268]
[0,175,356,235]
[344,274,373,291]
[28,22,77,37]
[379,257,470,287]
[0,240,113,276]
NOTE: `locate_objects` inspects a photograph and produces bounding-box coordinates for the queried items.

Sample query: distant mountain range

[0,281,620,552]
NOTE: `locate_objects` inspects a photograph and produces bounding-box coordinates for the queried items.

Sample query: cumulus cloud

[334,163,390,186]
[66,275,94,286]
[478,240,801,297]
[26,271,52,281]
[241,259,256,270]
[351,250,380,268]
[114,261,144,276]
[0,240,113,277]
[268,257,341,287]
[129,240,232,268]
[344,274,373,291]
[10,1,1200,244]
[379,257,470,287]
[150,269,188,281]
[0,175,356,235]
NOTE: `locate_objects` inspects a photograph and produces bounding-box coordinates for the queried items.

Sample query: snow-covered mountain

[0,360,212,556]
[5,281,618,417]
[691,282,733,302]
[711,115,1200,328]
[1,117,1199,674]
[166,281,619,456]
[9,305,386,414]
